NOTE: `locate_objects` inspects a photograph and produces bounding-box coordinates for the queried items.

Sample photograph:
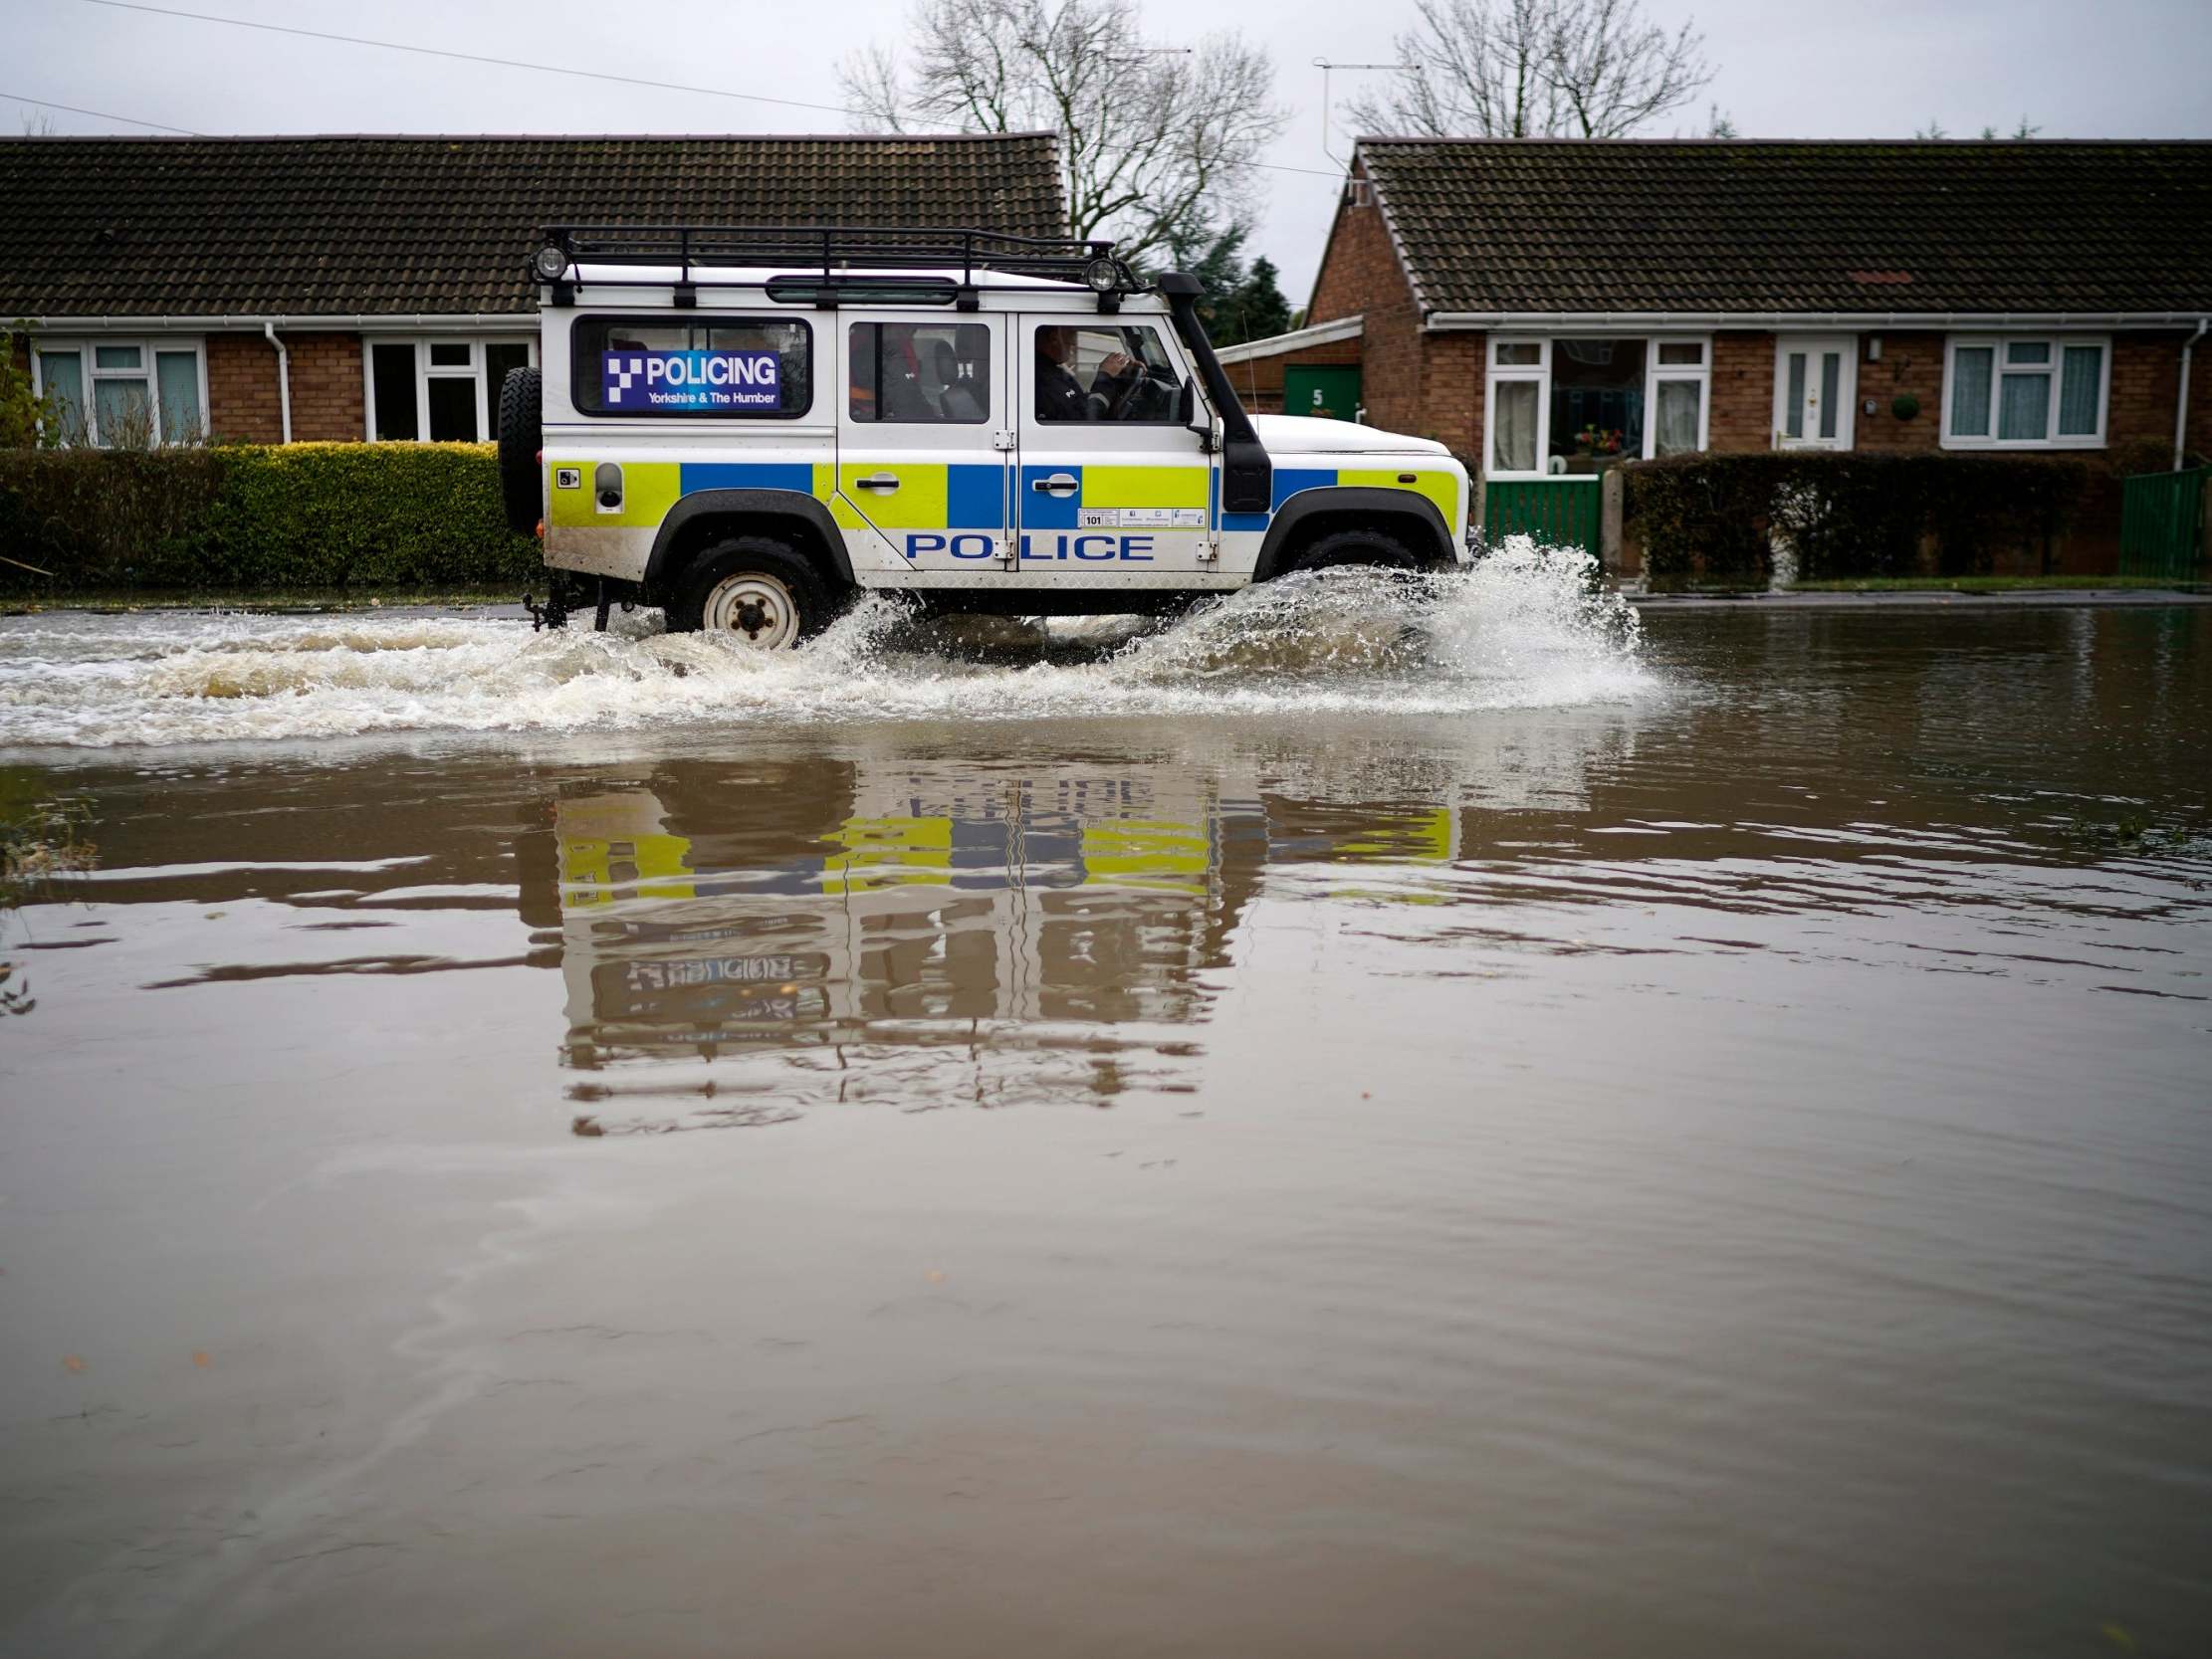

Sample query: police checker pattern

[601,349,780,410]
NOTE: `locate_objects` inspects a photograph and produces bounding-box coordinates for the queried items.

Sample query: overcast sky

[8,0,2211,303]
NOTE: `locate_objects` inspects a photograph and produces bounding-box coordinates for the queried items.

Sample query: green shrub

[1626,452,2099,582]
[0,442,540,594]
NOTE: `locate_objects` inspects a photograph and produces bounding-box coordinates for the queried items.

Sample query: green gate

[1283,364,1361,421]
[1482,479,1603,558]
[2119,468,2208,580]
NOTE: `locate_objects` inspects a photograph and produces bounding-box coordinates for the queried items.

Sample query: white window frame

[1772,335,1859,451]
[29,336,209,447]
[362,335,539,443]
[1941,333,2109,451]
[1483,334,1711,481]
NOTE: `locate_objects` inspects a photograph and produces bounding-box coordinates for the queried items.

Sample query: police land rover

[497,226,1471,643]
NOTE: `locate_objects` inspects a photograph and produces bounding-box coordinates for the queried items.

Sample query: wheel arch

[1252,488,1455,581]
[643,490,856,601]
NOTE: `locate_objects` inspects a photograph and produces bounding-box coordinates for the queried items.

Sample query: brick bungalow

[1223,140,2212,567]
[1,133,1062,448]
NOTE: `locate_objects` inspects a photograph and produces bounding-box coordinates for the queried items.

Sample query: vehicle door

[833,312,1012,582]
[1016,316,1217,580]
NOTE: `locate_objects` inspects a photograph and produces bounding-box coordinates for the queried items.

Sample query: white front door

[1775,336,1857,451]
[1015,316,1217,581]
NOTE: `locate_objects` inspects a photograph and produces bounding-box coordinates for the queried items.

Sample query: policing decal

[601,349,779,411]
[1079,508,1206,528]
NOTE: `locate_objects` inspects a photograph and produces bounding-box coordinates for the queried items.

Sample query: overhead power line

[75,0,1346,179]
[3,90,198,133]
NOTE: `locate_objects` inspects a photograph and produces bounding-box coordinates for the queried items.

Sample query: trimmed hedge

[1624,452,2100,582]
[0,442,541,593]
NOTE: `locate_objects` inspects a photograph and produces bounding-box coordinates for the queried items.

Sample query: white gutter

[1216,313,1365,364]
[2177,318,2208,471]
[261,321,292,445]
[13,312,538,331]
[1424,310,2212,331]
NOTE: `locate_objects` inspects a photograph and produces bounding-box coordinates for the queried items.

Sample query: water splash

[0,537,1650,747]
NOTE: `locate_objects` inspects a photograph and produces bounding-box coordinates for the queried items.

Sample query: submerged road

[1,577,2207,1657]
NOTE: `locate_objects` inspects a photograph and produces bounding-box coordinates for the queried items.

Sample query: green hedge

[0,442,541,593]
[1624,452,2101,582]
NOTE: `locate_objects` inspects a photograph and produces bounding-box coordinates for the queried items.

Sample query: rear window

[570,315,812,418]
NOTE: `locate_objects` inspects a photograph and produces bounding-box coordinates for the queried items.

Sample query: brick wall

[287,332,363,441]
[207,330,363,442]
[205,331,284,442]
[1707,332,1773,452]
[1852,332,1943,452]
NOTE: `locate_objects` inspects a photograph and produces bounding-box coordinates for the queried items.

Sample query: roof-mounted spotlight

[533,242,570,282]
[1083,257,1119,294]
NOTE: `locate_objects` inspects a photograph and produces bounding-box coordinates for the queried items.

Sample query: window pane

[2058,345,2102,437]
[372,343,419,441]
[570,316,812,417]
[1998,372,2050,441]
[94,344,142,370]
[429,341,472,368]
[1547,337,1645,463]
[38,350,87,444]
[427,375,479,442]
[1034,323,1179,423]
[1819,352,1841,440]
[1494,341,1540,366]
[1657,341,1703,366]
[94,376,151,447]
[1949,347,1993,436]
[1655,379,1701,456]
[155,351,201,443]
[850,322,990,423]
[1785,352,1806,439]
[1491,379,1537,472]
[2006,340,2051,365]
[485,343,530,411]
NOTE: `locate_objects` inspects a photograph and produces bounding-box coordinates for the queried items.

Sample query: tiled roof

[1354,139,2212,316]
[0,133,1066,316]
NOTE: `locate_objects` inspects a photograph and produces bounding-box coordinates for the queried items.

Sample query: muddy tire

[1286,526,1424,575]
[496,366,543,535]
[667,537,831,647]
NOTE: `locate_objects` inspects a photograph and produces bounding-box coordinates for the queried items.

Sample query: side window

[849,322,991,424]
[1033,323,1183,424]
[570,316,812,418]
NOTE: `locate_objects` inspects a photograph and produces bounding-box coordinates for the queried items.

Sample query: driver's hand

[1099,351,1135,378]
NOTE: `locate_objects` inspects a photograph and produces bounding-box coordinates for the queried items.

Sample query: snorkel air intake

[1158,271,1273,516]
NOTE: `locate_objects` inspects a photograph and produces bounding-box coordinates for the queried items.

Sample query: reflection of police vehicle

[498,227,1472,643]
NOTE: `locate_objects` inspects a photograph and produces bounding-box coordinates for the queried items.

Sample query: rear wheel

[667,537,830,647]
[1286,525,1424,574]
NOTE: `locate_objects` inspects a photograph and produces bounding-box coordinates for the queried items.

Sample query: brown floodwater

[1,578,2209,1657]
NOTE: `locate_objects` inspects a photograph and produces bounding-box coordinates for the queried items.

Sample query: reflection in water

[537,758,1486,1130]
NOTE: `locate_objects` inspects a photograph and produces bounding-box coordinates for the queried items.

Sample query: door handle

[855,473,901,492]
[1031,474,1078,494]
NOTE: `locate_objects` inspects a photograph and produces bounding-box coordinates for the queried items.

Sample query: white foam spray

[0,537,1649,747]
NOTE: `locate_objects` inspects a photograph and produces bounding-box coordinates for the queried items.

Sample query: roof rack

[533,224,1144,299]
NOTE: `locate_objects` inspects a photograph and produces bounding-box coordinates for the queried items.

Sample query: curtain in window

[2058,346,2102,437]
[1655,380,1701,456]
[1492,380,1537,472]
[1950,347,1993,436]
[94,378,151,448]
[1998,372,2050,441]
[37,351,87,444]
[155,351,201,442]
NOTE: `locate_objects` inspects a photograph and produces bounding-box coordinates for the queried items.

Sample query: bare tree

[1342,0,1712,139]
[20,108,60,136]
[840,0,1285,264]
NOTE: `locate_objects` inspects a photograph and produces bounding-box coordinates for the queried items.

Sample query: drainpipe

[2176,318,2206,472]
[262,321,293,444]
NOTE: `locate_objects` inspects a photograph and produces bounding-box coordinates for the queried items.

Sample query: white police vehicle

[498,227,1471,643]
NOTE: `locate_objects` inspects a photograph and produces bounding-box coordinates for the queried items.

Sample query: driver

[1034,326,1137,421]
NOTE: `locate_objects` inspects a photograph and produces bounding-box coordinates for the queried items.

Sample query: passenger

[1034,326,1135,422]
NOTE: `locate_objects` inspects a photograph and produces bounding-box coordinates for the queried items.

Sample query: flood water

[2,558,2209,1657]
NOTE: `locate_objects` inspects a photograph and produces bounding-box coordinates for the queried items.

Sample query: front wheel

[666,537,831,647]
[1286,526,1424,574]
